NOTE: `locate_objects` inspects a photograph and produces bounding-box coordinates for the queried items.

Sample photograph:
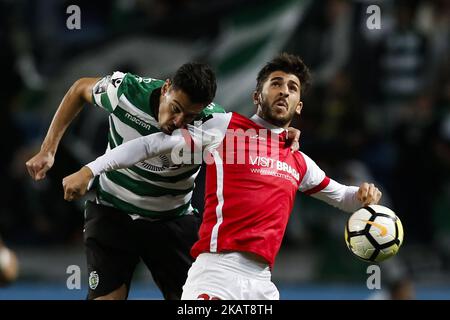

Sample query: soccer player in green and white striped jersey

[26,63,223,300]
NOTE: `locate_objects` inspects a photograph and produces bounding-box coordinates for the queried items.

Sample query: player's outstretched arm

[311,180,382,213]
[25,77,100,180]
[62,132,186,201]
[61,113,232,201]
[299,153,382,212]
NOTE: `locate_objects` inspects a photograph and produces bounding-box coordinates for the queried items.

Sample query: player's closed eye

[171,105,181,113]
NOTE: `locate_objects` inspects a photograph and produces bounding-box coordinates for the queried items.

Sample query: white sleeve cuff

[311,179,361,213]
[86,161,104,177]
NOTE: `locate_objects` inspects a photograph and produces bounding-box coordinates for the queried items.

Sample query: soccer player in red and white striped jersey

[63,53,382,300]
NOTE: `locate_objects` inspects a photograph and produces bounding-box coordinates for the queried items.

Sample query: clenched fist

[62,166,94,201]
[25,151,54,181]
[356,182,382,206]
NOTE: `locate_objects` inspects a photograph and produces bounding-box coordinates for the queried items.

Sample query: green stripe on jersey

[97,188,191,219]
[100,93,114,113]
[117,75,164,117]
[109,117,123,145]
[105,171,194,197]
[196,102,226,120]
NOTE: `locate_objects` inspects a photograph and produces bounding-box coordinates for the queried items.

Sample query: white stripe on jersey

[110,115,142,141]
[106,82,120,111]
[297,152,327,192]
[210,150,225,253]
[98,174,194,211]
[119,95,160,128]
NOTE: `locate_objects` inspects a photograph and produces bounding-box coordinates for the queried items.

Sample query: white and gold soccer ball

[345,205,404,263]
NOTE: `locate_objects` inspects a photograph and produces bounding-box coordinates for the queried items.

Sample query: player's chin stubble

[263,105,292,128]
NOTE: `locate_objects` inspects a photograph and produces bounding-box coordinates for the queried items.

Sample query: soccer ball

[345,205,404,263]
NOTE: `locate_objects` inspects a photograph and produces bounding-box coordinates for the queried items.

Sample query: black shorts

[83,201,201,300]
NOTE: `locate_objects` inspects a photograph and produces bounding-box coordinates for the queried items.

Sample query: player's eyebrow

[270,76,284,82]
[270,76,300,88]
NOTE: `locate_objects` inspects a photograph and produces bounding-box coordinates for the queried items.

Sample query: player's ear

[162,79,171,96]
[253,91,260,106]
[295,101,303,115]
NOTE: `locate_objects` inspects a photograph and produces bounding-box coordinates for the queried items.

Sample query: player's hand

[25,151,55,181]
[286,127,301,153]
[62,166,94,201]
[357,182,382,206]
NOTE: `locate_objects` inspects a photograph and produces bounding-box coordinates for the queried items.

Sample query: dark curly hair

[256,53,311,96]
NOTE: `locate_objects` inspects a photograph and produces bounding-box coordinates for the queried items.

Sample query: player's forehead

[266,71,300,87]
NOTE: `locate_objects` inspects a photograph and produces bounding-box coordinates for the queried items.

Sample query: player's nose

[279,85,289,97]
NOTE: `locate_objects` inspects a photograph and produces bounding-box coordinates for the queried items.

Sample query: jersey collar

[250,114,286,134]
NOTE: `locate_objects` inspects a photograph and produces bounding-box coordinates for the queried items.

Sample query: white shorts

[181,252,279,300]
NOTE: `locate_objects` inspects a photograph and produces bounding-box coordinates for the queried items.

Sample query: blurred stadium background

[0,0,449,299]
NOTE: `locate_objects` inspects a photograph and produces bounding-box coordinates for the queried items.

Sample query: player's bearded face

[158,83,204,134]
[256,71,302,128]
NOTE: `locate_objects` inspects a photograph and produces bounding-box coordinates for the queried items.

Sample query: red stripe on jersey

[303,176,331,195]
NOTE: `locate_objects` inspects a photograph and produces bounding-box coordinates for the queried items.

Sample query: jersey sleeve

[86,112,232,176]
[91,71,126,113]
[298,152,330,194]
[298,152,362,213]
[196,102,226,120]
[311,179,361,213]
[86,132,184,176]
[187,112,231,152]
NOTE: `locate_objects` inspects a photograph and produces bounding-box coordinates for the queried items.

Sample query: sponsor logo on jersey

[124,112,152,130]
[249,134,267,141]
[249,155,299,181]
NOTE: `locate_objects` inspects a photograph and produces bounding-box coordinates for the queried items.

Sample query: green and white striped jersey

[91,71,225,219]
